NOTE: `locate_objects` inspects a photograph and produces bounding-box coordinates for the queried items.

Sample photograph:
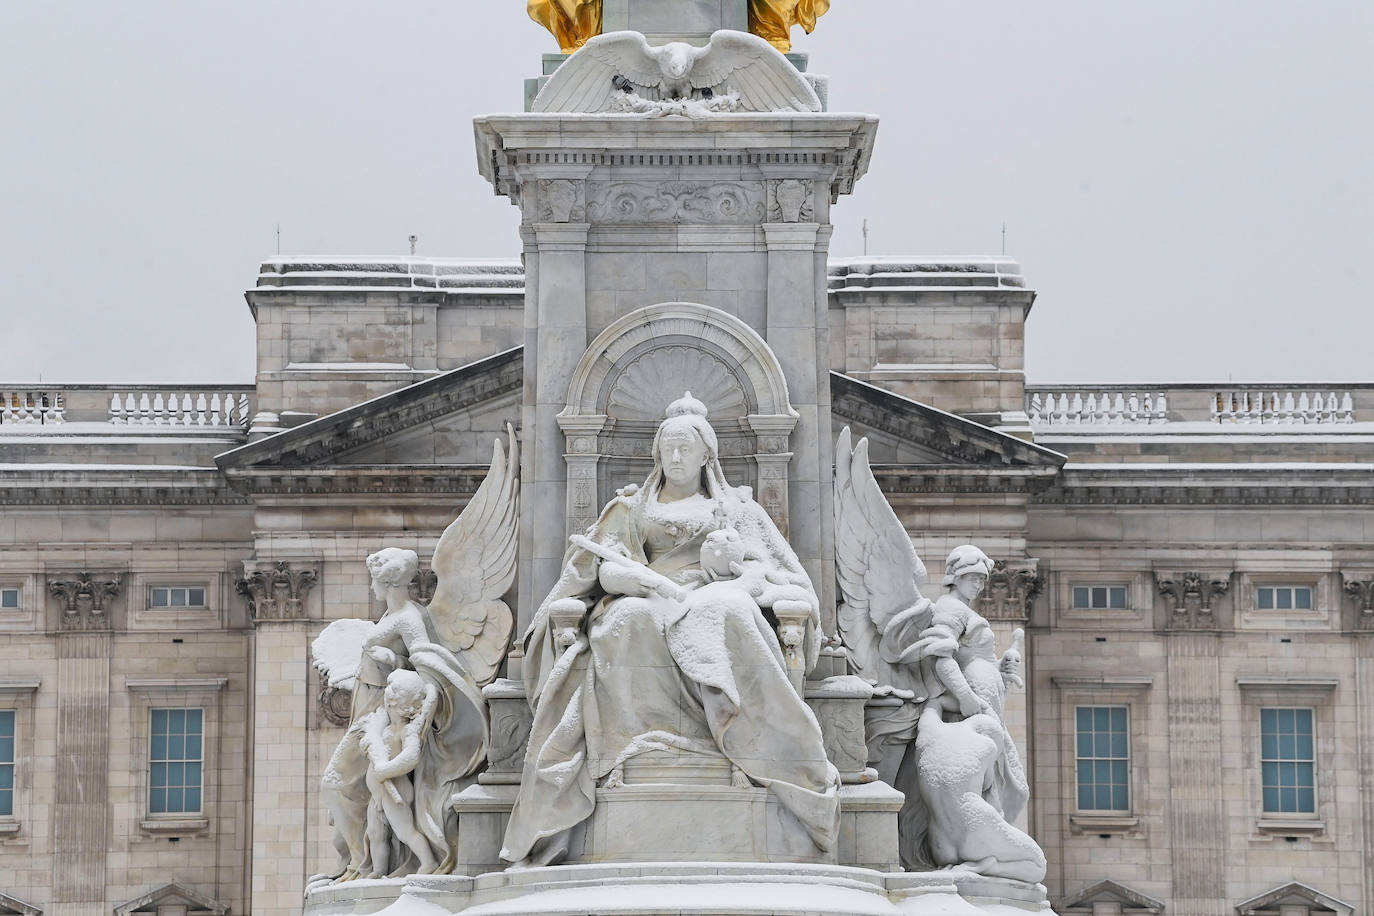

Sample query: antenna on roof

[276,223,281,255]
[409,234,418,256]
[861,219,869,256]
[1001,222,1007,255]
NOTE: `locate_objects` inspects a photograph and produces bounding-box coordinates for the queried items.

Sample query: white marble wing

[688,31,821,113]
[426,423,520,687]
[834,426,930,691]
[310,617,375,690]
[532,31,664,113]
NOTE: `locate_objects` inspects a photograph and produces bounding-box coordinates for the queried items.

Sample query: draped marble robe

[501,479,838,865]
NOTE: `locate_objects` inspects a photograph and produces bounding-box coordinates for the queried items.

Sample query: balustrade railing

[1027,384,1368,427]
[0,385,253,429]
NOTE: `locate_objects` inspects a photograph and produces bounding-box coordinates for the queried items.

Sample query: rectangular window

[149,708,203,814]
[0,709,14,817]
[0,588,18,609]
[150,586,206,609]
[1257,586,1312,611]
[1261,707,1315,814]
[1072,585,1128,610]
[1075,705,1129,811]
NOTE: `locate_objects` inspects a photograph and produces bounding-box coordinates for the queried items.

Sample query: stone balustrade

[1027,384,1368,427]
[0,384,253,428]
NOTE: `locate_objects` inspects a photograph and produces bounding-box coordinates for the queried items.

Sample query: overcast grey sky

[1,1,1370,384]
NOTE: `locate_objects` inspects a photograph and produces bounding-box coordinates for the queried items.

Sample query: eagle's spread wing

[426,424,520,687]
[533,31,663,112]
[834,427,930,692]
[690,31,820,112]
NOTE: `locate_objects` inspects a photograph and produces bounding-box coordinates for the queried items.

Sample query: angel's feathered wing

[426,424,520,687]
[533,31,664,112]
[690,31,821,112]
[834,427,930,692]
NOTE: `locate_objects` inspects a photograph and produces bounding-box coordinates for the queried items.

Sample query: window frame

[147,706,206,816]
[0,678,40,836]
[1071,584,1130,611]
[125,677,226,836]
[148,585,208,610]
[0,577,39,631]
[1051,674,1153,836]
[1073,704,1132,813]
[1258,706,1316,815]
[1235,573,1332,631]
[127,572,223,631]
[1236,677,1337,838]
[1255,585,1313,612]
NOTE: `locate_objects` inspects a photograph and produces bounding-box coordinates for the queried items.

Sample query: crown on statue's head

[665,391,709,419]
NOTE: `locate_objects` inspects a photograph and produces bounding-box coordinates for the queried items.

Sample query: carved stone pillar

[52,631,112,909]
[748,415,797,538]
[236,559,318,916]
[1155,569,1231,631]
[556,413,608,538]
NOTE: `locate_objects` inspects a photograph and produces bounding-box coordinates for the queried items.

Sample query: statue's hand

[599,561,654,598]
[999,628,1025,689]
[754,580,811,609]
[366,645,398,668]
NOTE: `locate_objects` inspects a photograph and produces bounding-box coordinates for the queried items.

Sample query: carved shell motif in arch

[606,346,749,421]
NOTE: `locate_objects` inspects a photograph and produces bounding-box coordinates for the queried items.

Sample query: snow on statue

[309,425,519,883]
[834,427,1044,882]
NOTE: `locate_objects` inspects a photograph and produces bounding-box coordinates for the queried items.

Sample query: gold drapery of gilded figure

[527,0,603,53]
[527,1,831,54]
[748,0,830,53]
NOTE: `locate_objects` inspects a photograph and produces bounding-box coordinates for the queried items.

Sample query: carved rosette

[536,178,585,223]
[48,572,121,630]
[585,181,766,224]
[1341,575,1374,629]
[975,559,1044,623]
[1156,570,1231,630]
[766,178,815,223]
[235,561,319,623]
[318,685,353,727]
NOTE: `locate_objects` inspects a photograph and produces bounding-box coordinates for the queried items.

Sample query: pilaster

[1164,632,1226,915]
[52,630,112,914]
[1356,633,1374,914]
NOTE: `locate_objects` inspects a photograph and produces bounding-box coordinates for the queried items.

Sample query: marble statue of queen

[501,393,840,867]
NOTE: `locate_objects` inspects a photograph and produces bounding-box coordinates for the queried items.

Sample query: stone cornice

[1036,465,1374,506]
[871,466,1061,496]
[0,468,246,506]
[830,371,1066,473]
[218,347,522,470]
[222,465,491,497]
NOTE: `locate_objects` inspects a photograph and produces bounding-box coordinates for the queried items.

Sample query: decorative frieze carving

[235,561,318,622]
[48,572,121,630]
[975,559,1044,622]
[1342,575,1374,628]
[1156,570,1230,630]
[536,178,585,223]
[766,178,815,223]
[585,181,765,224]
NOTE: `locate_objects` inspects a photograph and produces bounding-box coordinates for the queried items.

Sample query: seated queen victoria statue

[501,393,840,867]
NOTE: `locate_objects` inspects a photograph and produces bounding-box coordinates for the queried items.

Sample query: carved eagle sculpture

[833,426,932,698]
[533,29,821,114]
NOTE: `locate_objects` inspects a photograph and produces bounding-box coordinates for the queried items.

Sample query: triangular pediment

[217,347,522,470]
[1236,882,1351,916]
[830,372,1065,471]
[1060,880,1164,915]
[0,891,41,916]
[113,882,228,915]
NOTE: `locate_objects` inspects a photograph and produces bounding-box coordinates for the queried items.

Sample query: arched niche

[558,302,798,536]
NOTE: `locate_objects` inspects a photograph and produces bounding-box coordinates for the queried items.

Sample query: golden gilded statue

[527,1,831,55]
[748,0,830,53]
[527,0,602,53]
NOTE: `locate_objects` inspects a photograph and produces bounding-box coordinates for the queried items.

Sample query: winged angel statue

[310,426,519,883]
[834,428,1044,882]
[532,29,821,116]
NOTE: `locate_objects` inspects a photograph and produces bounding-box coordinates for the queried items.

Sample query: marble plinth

[304,863,1058,916]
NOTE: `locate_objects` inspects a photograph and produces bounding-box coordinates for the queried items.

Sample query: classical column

[237,560,318,916]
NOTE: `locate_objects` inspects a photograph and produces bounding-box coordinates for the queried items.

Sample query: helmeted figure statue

[501,393,839,867]
[834,428,1041,881]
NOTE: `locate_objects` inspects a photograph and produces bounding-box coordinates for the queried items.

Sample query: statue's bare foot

[602,764,625,788]
[731,765,753,789]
